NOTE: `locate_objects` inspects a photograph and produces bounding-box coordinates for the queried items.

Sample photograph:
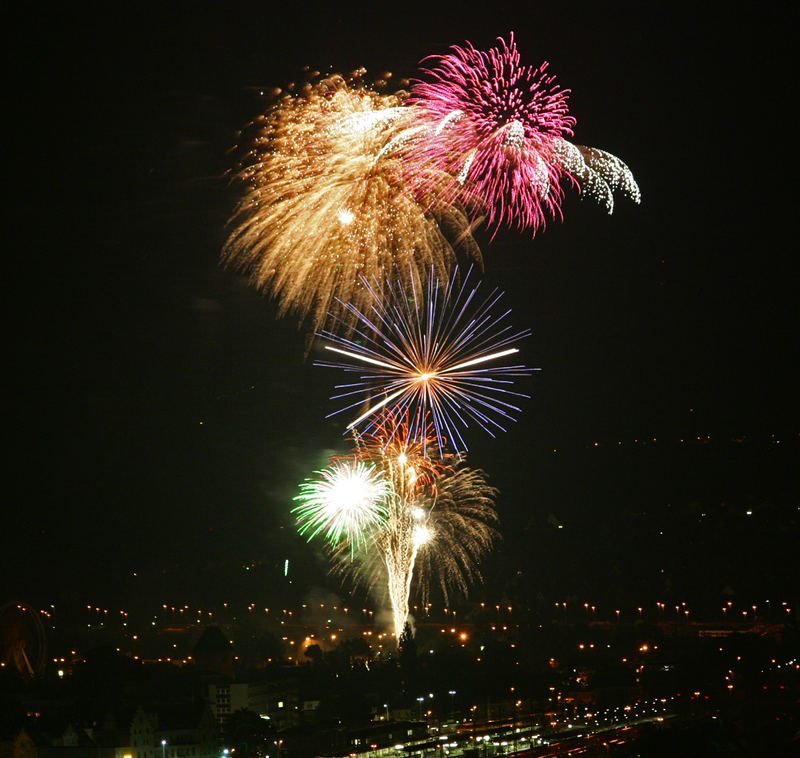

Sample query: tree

[398,622,417,674]
[225,709,276,758]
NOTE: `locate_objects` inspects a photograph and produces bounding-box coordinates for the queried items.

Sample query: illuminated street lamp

[449,690,456,716]
[161,740,167,758]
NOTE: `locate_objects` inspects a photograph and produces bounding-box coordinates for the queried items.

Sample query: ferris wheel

[0,601,47,679]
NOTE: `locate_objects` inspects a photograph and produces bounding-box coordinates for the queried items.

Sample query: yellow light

[413,525,432,547]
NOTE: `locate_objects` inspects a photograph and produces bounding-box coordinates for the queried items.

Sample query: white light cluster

[554,139,641,213]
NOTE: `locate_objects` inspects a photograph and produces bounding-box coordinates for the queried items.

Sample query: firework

[223,73,481,336]
[293,413,498,641]
[292,457,389,549]
[334,416,499,640]
[553,140,641,213]
[355,410,450,495]
[317,266,534,455]
[374,463,499,642]
[409,466,498,606]
[403,33,575,234]
[398,34,639,233]
[308,413,499,640]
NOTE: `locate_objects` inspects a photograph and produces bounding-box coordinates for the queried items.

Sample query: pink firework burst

[405,33,576,235]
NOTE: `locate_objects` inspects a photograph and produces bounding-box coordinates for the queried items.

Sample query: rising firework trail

[351,414,498,640]
[316,267,534,455]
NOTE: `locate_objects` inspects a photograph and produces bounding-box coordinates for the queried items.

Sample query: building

[126,706,216,758]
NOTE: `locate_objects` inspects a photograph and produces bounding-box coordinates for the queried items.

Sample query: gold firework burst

[224,73,481,336]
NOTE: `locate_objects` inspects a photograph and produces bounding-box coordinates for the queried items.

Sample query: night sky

[6,3,797,609]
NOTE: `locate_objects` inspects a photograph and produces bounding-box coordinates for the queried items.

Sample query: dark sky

[5,3,797,608]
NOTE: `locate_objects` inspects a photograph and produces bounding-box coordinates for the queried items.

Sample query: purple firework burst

[315,266,535,456]
[405,33,576,235]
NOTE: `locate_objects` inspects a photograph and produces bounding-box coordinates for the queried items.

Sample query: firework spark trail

[361,464,497,641]
[553,140,641,213]
[409,466,498,604]
[330,413,498,641]
[223,73,481,336]
[292,413,498,641]
[316,267,534,455]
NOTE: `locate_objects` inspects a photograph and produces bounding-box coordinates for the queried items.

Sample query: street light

[448,690,456,717]
[161,739,167,758]
[384,703,390,721]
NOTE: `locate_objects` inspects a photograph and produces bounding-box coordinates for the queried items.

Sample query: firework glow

[317,266,534,455]
[223,73,481,336]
